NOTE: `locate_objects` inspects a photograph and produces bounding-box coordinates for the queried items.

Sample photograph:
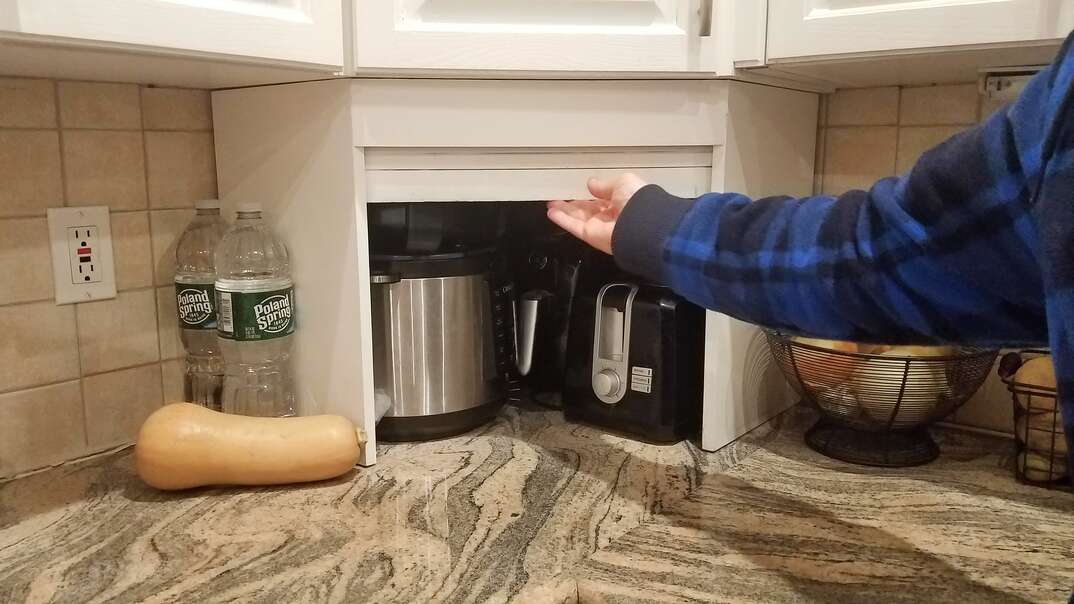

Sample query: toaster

[563,281,705,443]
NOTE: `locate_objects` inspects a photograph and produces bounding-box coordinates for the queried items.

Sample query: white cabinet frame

[354,0,718,74]
[767,0,1074,62]
[213,78,817,464]
[0,0,344,69]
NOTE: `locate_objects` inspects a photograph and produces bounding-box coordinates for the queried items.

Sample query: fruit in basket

[1013,356,1058,411]
[1015,413,1068,456]
[1018,450,1068,482]
[881,345,957,357]
[853,350,949,425]
[793,337,864,387]
[814,382,865,421]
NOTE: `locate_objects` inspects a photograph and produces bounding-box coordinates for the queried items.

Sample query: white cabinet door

[354,0,716,73]
[0,0,344,69]
[768,0,1074,62]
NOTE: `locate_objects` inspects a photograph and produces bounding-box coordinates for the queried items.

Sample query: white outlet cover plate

[47,206,117,304]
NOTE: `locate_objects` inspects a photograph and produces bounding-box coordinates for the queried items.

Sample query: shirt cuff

[611,184,695,285]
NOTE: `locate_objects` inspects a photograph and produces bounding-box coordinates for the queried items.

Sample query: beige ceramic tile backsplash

[83,364,163,450]
[161,359,186,405]
[0,130,63,218]
[76,289,161,376]
[0,302,80,392]
[822,126,898,194]
[898,84,978,126]
[111,211,154,291]
[0,78,215,478]
[142,87,212,131]
[57,82,142,130]
[817,82,1015,434]
[145,131,217,209]
[63,130,148,210]
[0,381,86,477]
[0,218,53,305]
[827,86,899,126]
[150,208,196,287]
[0,78,57,128]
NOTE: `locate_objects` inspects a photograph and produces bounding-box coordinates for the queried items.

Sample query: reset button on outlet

[47,206,117,304]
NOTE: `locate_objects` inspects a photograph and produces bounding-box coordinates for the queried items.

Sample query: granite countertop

[1,403,1071,604]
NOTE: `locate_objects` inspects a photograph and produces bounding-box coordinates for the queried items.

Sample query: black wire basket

[998,351,1070,488]
[765,331,998,467]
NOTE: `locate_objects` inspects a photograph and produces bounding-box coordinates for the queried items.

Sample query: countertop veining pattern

[0,403,746,604]
[2,403,1071,603]
[574,411,1074,604]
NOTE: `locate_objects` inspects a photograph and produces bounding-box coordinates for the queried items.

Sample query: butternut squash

[135,403,364,490]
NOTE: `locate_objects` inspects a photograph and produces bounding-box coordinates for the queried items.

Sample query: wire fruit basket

[998,351,1070,487]
[765,331,998,467]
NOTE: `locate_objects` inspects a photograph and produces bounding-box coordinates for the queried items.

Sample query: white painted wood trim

[726,0,768,69]
[365,166,714,203]
[767,0,1074,62]
[354,0,715,73]
[211,80,378,465]
[351,79,729,149]
[0,0,344,68]
[699,81,816,452]
[363,147,714,171]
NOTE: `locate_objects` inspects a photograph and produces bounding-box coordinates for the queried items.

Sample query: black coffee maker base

[376,400,505,442]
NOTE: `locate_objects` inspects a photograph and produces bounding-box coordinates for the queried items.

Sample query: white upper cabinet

[354,0,717,74]
[0,0,344,69]
[767,0,1074,62]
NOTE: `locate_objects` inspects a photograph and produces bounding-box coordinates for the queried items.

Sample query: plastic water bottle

[215,202,296,417]
[174,199,228,410]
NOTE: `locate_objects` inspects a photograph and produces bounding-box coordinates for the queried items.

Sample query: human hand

[546,173,647,255]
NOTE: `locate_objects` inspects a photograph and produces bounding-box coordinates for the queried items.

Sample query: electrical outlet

[47,206,117,304]
[68,225,102,284]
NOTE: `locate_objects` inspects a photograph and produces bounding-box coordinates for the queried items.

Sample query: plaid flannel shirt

[612,34,1074,475]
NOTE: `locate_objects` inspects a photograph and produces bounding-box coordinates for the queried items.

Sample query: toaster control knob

[593,369,622,398]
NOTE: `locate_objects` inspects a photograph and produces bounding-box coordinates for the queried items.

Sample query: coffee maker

[500,203,613,407]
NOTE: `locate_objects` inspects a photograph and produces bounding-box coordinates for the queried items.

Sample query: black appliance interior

[367,202,704,444]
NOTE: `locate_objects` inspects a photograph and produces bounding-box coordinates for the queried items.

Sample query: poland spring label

[216,286,295,341]
[175,283,217,330]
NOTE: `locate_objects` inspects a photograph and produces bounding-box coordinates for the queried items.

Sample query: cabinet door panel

[0,0,343,69]
[768,0,1074,61]
[355,0,715,73]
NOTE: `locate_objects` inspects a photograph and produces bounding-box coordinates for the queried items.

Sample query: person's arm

[551,39,1074,347]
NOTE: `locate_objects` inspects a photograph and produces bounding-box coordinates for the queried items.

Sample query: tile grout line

[0,125,212,133]
[0,285,157,310]
[52,79,94,453]
[1,359,180,398]
[142,85,169,410]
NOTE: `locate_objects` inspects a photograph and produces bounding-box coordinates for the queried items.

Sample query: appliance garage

[212,78,818,464]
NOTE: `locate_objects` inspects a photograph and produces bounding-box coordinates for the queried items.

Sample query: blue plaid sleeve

[613,33,1074,488]
[611,42,1074,348]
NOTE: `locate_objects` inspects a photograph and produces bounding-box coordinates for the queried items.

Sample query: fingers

[615,173,647,202]
[547,204,587,240]
[550,198,606,218]
[587,177,615,201]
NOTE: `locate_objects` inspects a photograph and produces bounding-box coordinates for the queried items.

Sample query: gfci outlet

[47,206,117,304]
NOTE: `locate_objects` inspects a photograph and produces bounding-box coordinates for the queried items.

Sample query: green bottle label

[216,286,295,341]
[174,283,217,330]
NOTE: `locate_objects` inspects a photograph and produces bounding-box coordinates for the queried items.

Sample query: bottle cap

[194,199,221,210]
[236,202,263,214]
